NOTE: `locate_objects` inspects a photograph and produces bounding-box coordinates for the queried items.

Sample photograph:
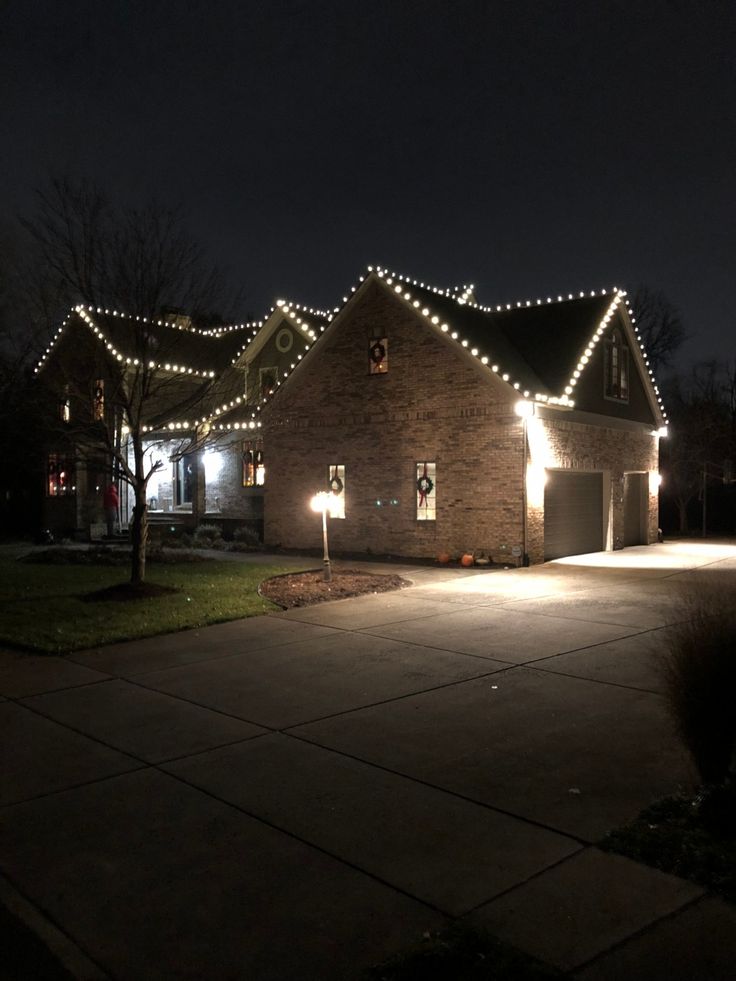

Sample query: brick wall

[526,415,659,563]
[261,279,659,563]
[263,281,527,559]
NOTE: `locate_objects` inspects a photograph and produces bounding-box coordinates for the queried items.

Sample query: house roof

[203,265,667,434]
[35,269,666,434]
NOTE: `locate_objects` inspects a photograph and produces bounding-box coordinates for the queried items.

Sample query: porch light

[515,400,535,419]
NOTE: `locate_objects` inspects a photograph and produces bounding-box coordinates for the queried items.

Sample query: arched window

[604,329,629,401]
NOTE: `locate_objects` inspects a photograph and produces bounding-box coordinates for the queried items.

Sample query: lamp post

[310,491,333,581]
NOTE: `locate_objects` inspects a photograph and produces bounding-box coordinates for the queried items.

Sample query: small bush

[192,523,223,547]
[233,525,261,546]
[659,583,736,788]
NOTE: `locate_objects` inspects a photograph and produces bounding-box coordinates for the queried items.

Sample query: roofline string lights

[207,263,670,429]
[38,266,667,433]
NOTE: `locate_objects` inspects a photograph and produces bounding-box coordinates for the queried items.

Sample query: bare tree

[631,287,686,375]
[21,176,236,337]
[26,176,242,584]
[662,362,733,532]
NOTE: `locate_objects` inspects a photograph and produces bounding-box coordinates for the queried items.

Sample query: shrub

[659,583,736,788]
[232,525,261,546]
[192,523,223,548]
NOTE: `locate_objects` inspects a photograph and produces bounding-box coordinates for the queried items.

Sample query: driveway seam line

[153,764,454,918]
[282,729,591,845]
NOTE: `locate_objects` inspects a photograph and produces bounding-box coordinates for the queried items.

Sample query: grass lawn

[0,551,312,654]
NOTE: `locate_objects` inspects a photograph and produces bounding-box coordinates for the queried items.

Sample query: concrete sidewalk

[2,542,736,979]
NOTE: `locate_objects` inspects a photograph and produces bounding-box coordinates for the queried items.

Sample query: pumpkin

[460,553,475,567]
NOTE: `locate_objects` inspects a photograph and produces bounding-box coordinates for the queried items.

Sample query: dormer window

[93,379,105,420]
[604,330,629,402]
[59,386,70,423]
[259,367,277,399]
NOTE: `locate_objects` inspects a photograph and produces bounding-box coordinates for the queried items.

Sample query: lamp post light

[310,491,335,581]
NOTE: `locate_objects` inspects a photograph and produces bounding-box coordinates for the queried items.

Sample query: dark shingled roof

[394,281,615,398]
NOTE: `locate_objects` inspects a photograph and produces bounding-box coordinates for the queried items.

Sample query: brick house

[36,299,327,538]
[261,266,667,563]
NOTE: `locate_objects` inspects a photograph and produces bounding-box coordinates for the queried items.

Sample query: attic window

[604,330,629,402]
[369,338,388,374]
[59,386,70,423]
[260,367,278,398]
[327,465,345,518]
[93,379,105,420]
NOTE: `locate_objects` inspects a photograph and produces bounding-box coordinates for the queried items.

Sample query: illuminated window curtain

[327,465,346,518]
[47,453,74,497]
[416,462,436,521]
[243,439,265,487]
[93,379,105,420]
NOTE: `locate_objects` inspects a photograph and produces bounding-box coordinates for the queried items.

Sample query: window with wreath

[369,337,388,374]
[416,462,436,520]
[604,329,629,401]
[327,465,345,518]
[47,453,75,497]
[243,439,265,487]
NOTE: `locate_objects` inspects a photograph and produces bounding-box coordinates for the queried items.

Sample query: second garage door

[544,471,603,560]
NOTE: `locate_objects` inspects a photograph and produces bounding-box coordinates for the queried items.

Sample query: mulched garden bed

[260,569,412,608]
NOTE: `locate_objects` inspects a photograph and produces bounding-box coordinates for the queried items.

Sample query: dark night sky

[2,0,734,365]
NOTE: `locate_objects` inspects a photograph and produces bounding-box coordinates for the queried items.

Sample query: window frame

[416,461,436,521]
[242,439,265,487]
[327,464,346,518]
[604,329,630,403]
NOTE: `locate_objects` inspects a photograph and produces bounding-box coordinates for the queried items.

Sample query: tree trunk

[130,488,148,585]
[130,433,148,585]
[677,498,689,533]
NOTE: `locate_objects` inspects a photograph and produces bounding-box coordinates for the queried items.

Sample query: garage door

[624,472,647,546]
[544,471,603,560]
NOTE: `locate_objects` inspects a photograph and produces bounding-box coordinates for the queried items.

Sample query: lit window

[604,330,629,401]
[174,453,195,506]
[327,465,345,518]
[369,337,388,374]
[93,379,105,420]
[243,439,265,487]
[416,462,436,521]
[47,453,74,497]
[59,386,70,423]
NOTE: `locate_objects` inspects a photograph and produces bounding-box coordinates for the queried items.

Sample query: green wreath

[417,475,434,494]
[417,474,434,506]
[329,476,344,494]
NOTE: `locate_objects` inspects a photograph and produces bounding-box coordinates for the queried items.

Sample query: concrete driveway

[2,541,736,979]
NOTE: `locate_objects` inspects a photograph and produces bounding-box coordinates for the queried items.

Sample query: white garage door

[544,471,603,560]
